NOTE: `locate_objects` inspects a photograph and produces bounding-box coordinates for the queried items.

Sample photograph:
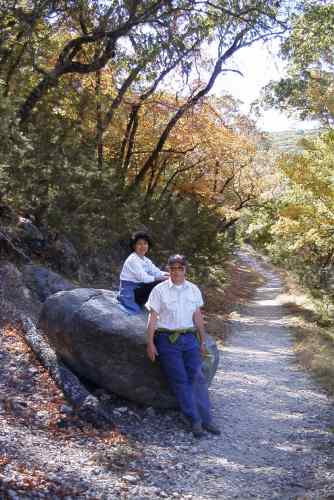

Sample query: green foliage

[0,1,286,280]
[248,1,334,320]
[147,195,236,279]
[238,204,277,249]
[262,2,334,125]
[240,130,334,297]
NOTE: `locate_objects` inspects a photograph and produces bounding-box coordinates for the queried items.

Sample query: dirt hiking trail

[190,249,334,499]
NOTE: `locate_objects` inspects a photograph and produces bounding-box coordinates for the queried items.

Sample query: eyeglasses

[169,266,185,271]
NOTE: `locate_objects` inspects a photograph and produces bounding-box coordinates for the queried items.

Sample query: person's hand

[200,342,207,356]
[147,341,158,362]
[159,273,169,281]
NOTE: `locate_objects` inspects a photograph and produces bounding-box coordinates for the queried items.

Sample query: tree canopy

[262,1,334,125]
[0,0,290,268]
[244,0,334,295]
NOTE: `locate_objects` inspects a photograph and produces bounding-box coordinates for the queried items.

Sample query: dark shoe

[202,421,221,435]
[192,422,205,438]
[179,413,191,430]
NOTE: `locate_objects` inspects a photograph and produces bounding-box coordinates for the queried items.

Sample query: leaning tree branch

[103,62,146,131]
[0,230,31,263]
[117,41,201,167]
[126,28,250,193]
[157,158,206,202]
[17,1,168,123]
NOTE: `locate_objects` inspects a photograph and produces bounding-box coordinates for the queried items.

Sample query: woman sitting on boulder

[118,231,168,314]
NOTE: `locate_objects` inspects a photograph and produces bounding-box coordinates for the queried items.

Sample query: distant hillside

[265,128,321,153]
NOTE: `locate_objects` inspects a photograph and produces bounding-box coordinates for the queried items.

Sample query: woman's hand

[159,273,169,281]
[147,341,158,362]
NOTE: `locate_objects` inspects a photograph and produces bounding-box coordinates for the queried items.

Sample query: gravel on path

[1,249,333,499]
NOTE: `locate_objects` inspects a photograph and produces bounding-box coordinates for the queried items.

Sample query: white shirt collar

[168,278,189,289]
[133,252,146,261]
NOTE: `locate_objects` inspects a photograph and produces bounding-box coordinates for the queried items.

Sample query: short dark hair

[130,231,152,251]
[167,254,187,267]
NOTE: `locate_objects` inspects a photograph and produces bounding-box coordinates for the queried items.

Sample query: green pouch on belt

[156,328,196,344]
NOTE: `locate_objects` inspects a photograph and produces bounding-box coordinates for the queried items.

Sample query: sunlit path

[178,250,334,499]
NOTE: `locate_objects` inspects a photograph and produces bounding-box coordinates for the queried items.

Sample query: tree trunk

[95,70,103,170]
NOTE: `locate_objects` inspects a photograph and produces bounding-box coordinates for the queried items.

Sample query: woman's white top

[120,252,167,284]
[146,278,204,329]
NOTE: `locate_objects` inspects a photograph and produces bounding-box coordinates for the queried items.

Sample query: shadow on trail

[191,250,334,499]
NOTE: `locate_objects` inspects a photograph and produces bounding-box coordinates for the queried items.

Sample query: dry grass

[286,303,334,395]
[203,256,264,343]
[275,270,334,396]
[294,325,334,395]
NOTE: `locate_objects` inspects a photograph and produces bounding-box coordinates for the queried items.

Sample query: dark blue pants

[118,280,161,314]
[155,332,212,425]
[118,280,142,314]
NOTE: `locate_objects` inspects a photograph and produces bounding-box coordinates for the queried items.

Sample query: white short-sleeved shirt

[146,279,204,330]
[120,252,167,284]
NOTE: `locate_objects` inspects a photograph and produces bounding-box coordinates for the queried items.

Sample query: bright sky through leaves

[217,40,320,133]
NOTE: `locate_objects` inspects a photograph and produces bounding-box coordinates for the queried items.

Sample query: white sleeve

[147,258,166,279]
[145,286,162,313]
[193,285,204,308]
[123,255,155,283]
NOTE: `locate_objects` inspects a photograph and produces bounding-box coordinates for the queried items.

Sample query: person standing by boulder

[145,254,220,438]
[118,231,168,314]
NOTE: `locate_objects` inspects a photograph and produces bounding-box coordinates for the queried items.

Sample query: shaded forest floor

[273,267,334,397]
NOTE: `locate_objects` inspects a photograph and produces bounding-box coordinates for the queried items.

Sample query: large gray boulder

[39,288,219,408]
[0,261,41,320]
[48,234,80,275]
[23,264,75,302]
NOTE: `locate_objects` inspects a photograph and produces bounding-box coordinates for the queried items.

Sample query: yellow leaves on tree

[270,130,334,262]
